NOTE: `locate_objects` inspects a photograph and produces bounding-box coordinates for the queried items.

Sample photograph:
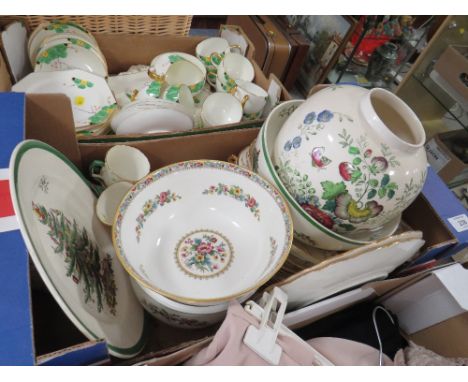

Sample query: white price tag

[425,139,451,173]
[447,214,468,233]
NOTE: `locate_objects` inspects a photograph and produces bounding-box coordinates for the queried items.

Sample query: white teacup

[201,92,243,127]
[90,145,150,187]
[232,80,268,120]
[216,53,255,93]
[96,181,133,226]
[196,37,241,87]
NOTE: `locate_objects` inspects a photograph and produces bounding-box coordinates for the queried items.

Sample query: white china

[96,181,133,226]
[131,279,235,329]
[268,231,425,310]
[150,52,206,96]
[12,69,117,129]
[201,92,243,127]
[113,160,293,305]
[273,85,428,239]
[216,53,255,93]
[195,37,241,87]
[9,140,146,358]
[90,145,150,187]
[28,20,98,65]
[232,80,268,120]
[107,69,152,107]
[34,36,108,77]
[110,98,194,135]
[253,100,373,250]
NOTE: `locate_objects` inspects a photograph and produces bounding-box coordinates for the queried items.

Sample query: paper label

[447,214,468,233]
[262,80,282,118]
[425,139,451,173]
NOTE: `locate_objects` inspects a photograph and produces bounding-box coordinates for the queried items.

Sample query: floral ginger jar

[273,85,427,240]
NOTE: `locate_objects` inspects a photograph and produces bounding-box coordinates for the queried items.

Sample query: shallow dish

[28,20,98,65]
[12,69,117,129]
[267,231,425,310]
[34,36,108,77]
[110,98,194,135]
[9,140,146,359]
[113,160,293,305]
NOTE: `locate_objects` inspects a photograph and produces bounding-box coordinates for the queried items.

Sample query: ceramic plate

[268,230,425,310]
[107,70,152,107]
[111,99,194,135]
[9,140,147,358]
[28,21,98,65]
[113,160,293,305]
[34,37,108,77]
[12,69,117,129]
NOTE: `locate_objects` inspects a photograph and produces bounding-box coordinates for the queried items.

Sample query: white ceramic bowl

[113,160,293,305]
[201,92,242,127]
[253,100,377,251]
[273,85,427,239]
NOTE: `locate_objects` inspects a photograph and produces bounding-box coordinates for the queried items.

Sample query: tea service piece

[9,140,146,359]
[110,98,194,135]
[90,145,150,187]
[96,181,133,226]
[268,231,425,310]
[195,37,242,87]
[149,52,206,96]
[28,20,98,66]
[253,99,372,251]
[230,80,269,120]
[34,36,108,77]
[273,85,428,240]
[113,160,293,306]
[107,69,152,107]
[201,92,243,127]
[12,69,117,129]
[216,53,255,93]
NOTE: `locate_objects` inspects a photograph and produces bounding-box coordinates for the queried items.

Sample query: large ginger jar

[273,85,427,239]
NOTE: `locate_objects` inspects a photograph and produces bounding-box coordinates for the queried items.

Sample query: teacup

[216,53,255,93]
[90,145,150,187]
[231,80,268,120]
[96,181,133,226]
[201,92,243,127]
[196,37,241,87]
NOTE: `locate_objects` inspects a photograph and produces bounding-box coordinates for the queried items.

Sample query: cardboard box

[0,22,290,139]
[425,130,468,187]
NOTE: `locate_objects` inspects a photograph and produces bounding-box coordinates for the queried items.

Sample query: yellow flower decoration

[195,254,204,262]
[74,96,85,106]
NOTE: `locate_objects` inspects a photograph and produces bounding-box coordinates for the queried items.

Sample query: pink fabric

[184,301,323,366]
[306,337,393,366]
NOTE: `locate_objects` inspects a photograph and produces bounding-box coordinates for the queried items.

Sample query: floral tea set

[12,21,269,137]
[8,21,429,360]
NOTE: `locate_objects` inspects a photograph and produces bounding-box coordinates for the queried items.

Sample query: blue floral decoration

[317,110,333,122]
[284,140,292,152]
[292,136,302,149]
[303,112,316,124]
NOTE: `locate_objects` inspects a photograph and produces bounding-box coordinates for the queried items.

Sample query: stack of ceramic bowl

[12,21,116,136]
[245,85,428,251]
[112,160,293,328]
[28,20,107,77]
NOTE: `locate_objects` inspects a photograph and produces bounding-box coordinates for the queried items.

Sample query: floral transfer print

[296,109,353,140]
[32,202,117,315]
[202,183,260,220]
[277,127,404,233]
[136,190,182,242]
[88,103,117,125]
[36,44,68,64]
[72,77,94,89]
[38,175,49,193]
[175,230,233,279]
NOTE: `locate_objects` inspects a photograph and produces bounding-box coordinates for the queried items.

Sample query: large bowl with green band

[253,100,383,251]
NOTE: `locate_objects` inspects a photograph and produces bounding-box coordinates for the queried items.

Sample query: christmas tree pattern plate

[9,140,147,359]
[12,69,117,129]
[267,230,425,310]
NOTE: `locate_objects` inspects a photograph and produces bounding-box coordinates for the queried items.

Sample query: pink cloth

[184,301,324,366]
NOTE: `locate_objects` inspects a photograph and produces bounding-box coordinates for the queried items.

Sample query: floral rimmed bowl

[113,160,293,306]
[253,99,378,251]
[273,85,427,241]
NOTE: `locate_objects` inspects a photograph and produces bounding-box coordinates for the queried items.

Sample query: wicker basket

[0,15,193,36]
